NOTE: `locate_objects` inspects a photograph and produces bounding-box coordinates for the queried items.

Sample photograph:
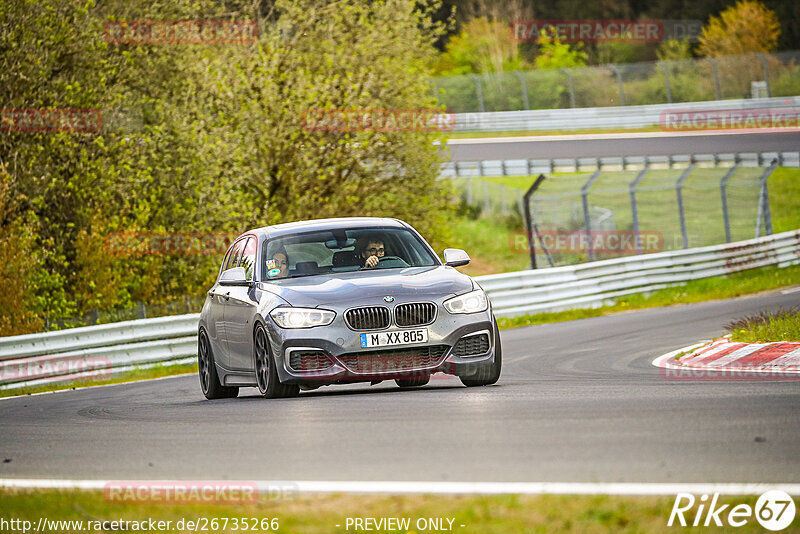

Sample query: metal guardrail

[440,151,800,178]
[449,95,800,132]
[1,230,798,389]
[477,229,800,317]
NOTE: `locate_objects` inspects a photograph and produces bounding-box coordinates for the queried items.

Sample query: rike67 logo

[669,491,796,530]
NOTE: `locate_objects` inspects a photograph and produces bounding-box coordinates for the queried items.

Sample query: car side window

[240,237,257,281]
[224,238,246,272]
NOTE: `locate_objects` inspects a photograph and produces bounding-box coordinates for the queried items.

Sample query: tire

[459,318,502,387]
[254,324,299,399]
[198,330,239,400]
[395,376,430,388]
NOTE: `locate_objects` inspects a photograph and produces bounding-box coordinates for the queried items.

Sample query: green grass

[0,362,197,398]
[498,263,800,330]
[727,308,800,343]
[452,167,800,275]
[1,489,792,533]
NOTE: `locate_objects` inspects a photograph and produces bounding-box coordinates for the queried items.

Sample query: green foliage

[699,0,781,57]
[0,0,451,334]
[657,40,693,62]
[727,308,800,342]
[534,29,587,70]
[433,17,530,76]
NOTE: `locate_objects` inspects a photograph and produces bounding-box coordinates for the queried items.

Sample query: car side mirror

[443,248,470,267]
[218,266,251,286]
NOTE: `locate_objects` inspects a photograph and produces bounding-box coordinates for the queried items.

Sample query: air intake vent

[288,350,332,372]
[345,306,391,330]
[395,302,436,327]
[452,333,490,357]
[338,345,448,374]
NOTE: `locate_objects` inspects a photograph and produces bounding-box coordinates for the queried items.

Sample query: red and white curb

[652,337,800,378]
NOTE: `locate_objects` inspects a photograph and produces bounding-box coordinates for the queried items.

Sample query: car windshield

[262,227,438,280]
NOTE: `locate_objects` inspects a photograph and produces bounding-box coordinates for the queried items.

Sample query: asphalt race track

[2,290,799,483]
[446,130,800,161]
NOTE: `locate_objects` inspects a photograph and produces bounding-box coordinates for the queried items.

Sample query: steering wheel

[374,255,409,269]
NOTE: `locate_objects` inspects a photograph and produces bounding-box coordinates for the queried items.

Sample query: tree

[534,29,588,70]
[433,17,530,75]
[698,0,780,57]
[0,0,452,333]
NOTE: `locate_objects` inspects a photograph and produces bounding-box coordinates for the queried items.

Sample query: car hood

[260,266,474,307]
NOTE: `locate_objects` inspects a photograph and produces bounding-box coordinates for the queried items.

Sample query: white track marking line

[781,286,800,295]
[446,129,800,145]
[0,372,196,402]
[1,478,800,496]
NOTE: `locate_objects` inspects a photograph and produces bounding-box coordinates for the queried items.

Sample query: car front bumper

[265,301,496,385]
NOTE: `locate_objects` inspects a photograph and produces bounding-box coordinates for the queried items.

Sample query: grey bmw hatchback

[198,217,501,399]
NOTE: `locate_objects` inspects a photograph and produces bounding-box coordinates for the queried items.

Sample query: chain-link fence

[433,51,800,113]
[448,156,785,268]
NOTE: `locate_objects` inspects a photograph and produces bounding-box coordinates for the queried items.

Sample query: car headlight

[269,307,335,328]
[443,289,488,314]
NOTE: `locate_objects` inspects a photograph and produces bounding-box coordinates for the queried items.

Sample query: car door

[207,238,246,369]
[225,236,260,372]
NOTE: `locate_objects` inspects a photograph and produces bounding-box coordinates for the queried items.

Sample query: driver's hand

[365,255,379,268]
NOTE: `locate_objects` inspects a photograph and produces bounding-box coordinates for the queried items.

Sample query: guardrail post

[559,68,577,108]
[500,184,508,215]
[676,163,695,249]
[470,74,485,113]
[719,164,739,243]
[756,53,771,98]
[658,62,673,103]
[483,179,490,213]
[629,164,650,254]
[610,65,626,106]
[581,170,602,260]
[755,160,776,237]
[703,58,721,100]
[137,302,146,319]
[513,71,530,110]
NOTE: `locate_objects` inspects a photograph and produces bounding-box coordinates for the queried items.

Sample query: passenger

[356,235,385,269]
[269,247,289,278]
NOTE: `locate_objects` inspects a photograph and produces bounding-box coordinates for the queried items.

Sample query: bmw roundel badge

[383,296,394,302]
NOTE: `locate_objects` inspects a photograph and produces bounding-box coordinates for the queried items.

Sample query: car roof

[243,217,410,240]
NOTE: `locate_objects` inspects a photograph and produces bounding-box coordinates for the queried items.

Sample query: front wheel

[254,325,299,399]
[198,330,239,400]
[459,319,502,387]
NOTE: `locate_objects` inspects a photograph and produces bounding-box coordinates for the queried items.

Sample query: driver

[356,235,385,269]
[267,246,289,278]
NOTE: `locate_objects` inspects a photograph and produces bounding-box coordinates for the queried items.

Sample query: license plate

[360,328,428,348]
